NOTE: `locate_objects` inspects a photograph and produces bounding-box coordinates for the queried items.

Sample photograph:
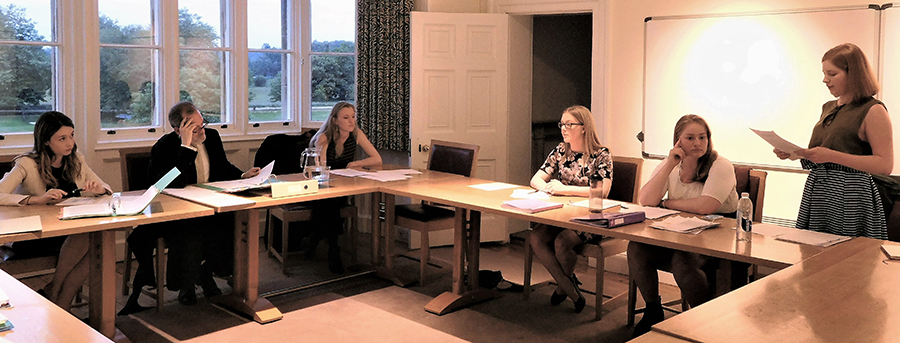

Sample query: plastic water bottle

[735,192,752,242]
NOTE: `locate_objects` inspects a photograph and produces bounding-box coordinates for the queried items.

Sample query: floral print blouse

[539,143,613,185]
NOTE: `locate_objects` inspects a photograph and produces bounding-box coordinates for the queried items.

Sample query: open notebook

[195,160,276,193]
[59,167,181,220]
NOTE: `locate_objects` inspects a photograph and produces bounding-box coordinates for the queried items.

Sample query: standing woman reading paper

[305,102,382,273]
[529,105,612,313]
[629,114,738,338]
[0,111,112,312]
[774,43,897,240]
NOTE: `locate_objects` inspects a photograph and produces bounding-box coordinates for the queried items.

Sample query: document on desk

[468,182,520,191]
[501,199,564,213]
[650,216,719,234]
[358,171,411,182]
[60,168,181,219]
[638,206,679,219]
[568,198,629,210]
[510,189,551,199]
[197,161,276,193]
[750,128,803,160]
[774,229,851,247]
[331,169,369,177]
[0,215,42,235]
[163,186,255,208]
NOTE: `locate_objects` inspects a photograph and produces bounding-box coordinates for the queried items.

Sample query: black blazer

[148,129,243,188]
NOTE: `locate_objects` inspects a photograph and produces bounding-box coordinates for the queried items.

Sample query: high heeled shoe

[549,288,567,306]
[569,275,586,313]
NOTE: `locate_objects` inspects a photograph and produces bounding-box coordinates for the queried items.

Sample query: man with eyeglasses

[120,101,261,314]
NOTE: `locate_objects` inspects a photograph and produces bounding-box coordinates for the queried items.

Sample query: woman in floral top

[529,105,612,313]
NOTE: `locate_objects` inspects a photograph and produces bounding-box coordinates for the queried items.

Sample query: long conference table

[0,166,896,341]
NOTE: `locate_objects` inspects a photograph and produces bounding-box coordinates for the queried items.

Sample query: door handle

[422,144,430,152]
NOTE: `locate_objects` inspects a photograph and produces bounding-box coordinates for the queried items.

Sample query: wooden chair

[394,140,480,285]
[255,130,359,275]
[626,165,767,325]
[523,155,642,320]
[119,146,168,310]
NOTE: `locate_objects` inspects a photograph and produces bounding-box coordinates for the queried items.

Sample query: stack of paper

[60,168,181,220]
[510,189,551,199]
[568,198,628,210]
[501,199,564,214]
[468,182,519,191]
[356,169,422,182]
[774,230,851,247]
[197,161,276,193]
[0,215,42,235]
[650,216,719,234]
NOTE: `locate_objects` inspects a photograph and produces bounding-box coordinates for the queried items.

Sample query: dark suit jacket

[148,128,243,187]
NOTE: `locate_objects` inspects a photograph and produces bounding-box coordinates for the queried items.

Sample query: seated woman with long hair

[629,114,738,337]
[529,105,612,313]
[0,111,112,312]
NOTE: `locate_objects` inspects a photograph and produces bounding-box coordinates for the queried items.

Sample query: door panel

[411,12,510,246]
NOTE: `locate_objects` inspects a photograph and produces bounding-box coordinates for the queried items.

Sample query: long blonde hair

[563,105,604,156]
[311,102,358,148]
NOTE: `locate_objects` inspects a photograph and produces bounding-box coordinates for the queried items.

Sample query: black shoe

[118,301,152,316]
[569,275,586,313]
[200,266,222,298]
[632,298,665,338]
[550,288,567,306]
[178,288,197,305]
[37,288,48,299]
[303,235,321,259]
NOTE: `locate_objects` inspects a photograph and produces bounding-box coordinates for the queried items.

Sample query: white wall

[605,0,875,221]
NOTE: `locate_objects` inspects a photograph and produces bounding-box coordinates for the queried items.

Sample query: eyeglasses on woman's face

[558,122,584,130]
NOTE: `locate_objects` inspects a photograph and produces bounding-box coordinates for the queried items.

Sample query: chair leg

[595,250,604,320]
[281,217,290,275]
[155,237,166,311]
[420,230,429,286]
[523,232,533,300]
[627,277,638,326]
[348,214,358,265]
[122,244,133,296]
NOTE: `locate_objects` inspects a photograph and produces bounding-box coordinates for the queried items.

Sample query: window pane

[0,44,53,133]
[179,0,221,48]
[249,52,286,122]
[99,0,153,45]
[180,50,224,123]
[310,55,354,121]
[248,0,285,49]
[100,47,156,128]
[0,1,52,42]
[311,0,355,53]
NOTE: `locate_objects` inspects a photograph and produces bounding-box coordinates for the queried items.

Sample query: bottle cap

[741,192,750,198]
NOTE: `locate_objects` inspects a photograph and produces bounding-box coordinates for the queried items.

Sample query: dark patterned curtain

[357,1,413,152]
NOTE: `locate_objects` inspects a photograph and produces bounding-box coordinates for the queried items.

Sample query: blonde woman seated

[529,105,612,313]
[0,111,112,312]
[629,114,738,337]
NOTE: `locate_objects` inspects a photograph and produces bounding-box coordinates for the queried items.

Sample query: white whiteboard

[643,6,879,170]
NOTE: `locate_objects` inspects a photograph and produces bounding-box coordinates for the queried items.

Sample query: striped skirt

[796,160,887,239]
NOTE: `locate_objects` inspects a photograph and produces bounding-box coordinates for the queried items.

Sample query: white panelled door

[409,12,511,247]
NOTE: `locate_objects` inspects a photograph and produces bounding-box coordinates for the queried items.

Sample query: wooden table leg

[88,230,116,338]
[211,209,282,323]
[425,209,501,315]
[374,193,415,286]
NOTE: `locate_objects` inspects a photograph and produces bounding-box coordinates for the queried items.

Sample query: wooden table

[0,194,214,339]
[0,269,112,342]
[381,175,832,315]
[652,237,897,342]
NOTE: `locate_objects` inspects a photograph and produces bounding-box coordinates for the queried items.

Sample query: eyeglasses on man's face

[558,122,584,129]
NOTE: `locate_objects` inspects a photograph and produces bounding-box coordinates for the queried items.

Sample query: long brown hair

[311,102,358,147]
[563,105,604,156]
[20,111,81,188]
[822,43,879,103]
[673,114,717,183]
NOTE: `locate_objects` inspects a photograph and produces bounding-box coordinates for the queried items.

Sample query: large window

[179,0,228,125]
[98,0,158,129]
[309,0,355,122]
[248,0,289,123]
[0,1,55,135]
